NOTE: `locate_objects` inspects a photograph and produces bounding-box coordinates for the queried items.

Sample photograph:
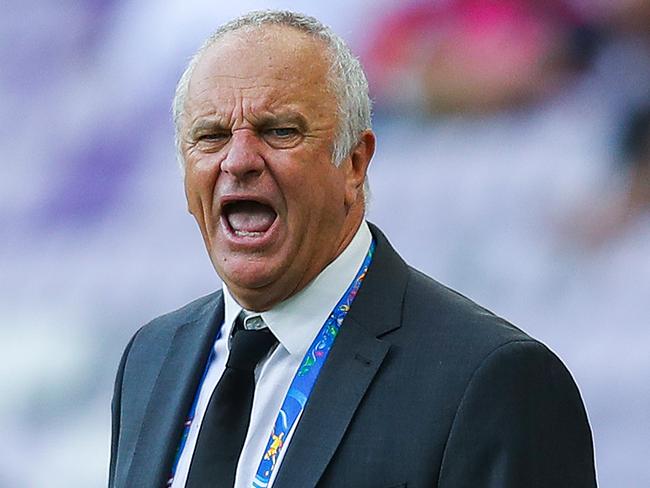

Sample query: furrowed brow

[188,118,229,139]
[256,112,308,131]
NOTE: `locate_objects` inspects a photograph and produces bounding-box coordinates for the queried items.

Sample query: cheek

[185,157,220,202]
[184,172,222,241]
[292,173,346,226]
[183,171,202,216]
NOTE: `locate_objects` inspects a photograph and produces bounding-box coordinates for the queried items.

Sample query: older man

[109,10,597,488]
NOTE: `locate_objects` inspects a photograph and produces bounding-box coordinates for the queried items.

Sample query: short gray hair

[172,10,372,168]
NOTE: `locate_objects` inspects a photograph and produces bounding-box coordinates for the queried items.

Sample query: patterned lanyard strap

[252,239,375,487]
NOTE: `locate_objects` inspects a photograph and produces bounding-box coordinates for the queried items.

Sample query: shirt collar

[223,221,372,356]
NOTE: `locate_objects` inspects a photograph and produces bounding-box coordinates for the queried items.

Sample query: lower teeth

[234,230,264,237]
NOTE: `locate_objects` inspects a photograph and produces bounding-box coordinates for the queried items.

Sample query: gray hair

[172,10,372,169]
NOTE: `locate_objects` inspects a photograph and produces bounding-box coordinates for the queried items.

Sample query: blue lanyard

[252,239,375,487]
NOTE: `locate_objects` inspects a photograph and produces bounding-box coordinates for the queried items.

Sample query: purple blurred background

[1,0,648,486]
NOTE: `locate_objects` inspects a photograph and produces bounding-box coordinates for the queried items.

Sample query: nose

[220,129,265,181]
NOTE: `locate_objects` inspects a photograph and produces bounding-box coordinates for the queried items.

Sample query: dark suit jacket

[109,224,597,487]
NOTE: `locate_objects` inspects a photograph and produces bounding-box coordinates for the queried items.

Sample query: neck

[229,214,365,312]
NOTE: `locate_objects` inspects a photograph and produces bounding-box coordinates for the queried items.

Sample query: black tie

[186,315,277,487]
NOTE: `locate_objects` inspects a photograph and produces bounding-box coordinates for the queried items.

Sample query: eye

[270,127,297,137]
[263,127,302,148]
[193,131,231,152]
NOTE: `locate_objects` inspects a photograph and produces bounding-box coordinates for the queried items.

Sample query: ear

[343,130,376,208]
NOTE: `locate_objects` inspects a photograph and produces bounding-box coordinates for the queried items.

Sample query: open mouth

[222,200,278,238]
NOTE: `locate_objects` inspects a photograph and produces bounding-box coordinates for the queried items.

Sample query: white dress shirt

[171,221,372,488]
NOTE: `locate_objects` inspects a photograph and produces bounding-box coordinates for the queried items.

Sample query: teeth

[234,230,264,237]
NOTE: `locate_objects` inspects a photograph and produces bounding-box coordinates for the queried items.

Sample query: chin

[213,253,284,292]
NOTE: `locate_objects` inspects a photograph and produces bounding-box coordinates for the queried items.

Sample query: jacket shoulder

[403,266,536,354]
[121,290,223,380]
[132,290,223,346]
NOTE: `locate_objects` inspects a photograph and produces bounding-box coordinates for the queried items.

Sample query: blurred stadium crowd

[1,0,648,486]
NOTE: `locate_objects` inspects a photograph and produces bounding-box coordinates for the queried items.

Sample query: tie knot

[227,320,277,371]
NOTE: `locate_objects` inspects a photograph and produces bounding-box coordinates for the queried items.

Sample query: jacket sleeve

[108,332,138,488]
[437,340,597,488]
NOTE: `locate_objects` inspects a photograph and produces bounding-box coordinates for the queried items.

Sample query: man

[109,10,597,488]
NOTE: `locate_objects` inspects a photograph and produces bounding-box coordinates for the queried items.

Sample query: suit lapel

[273,224,409,488]
[125,295,224,487]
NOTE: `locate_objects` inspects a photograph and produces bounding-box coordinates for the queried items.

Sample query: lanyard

[252,239,375,487]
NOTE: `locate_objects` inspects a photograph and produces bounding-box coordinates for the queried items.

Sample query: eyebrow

[188,119,229,139]
[255,112,309,131]
[188,111,309,139]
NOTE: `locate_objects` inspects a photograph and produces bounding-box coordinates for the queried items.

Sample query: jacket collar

[124,293,224,488]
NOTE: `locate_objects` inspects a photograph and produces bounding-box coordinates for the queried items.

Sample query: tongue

[226,201,276,233]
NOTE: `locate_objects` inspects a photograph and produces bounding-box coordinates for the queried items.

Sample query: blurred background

[1,0,648,486]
